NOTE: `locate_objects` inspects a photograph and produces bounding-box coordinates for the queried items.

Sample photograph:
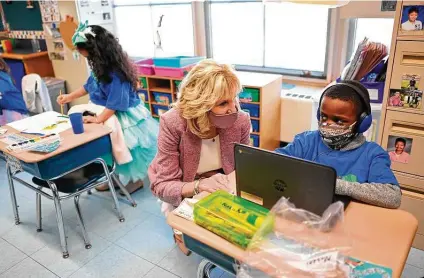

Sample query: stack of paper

[341,37,388,81]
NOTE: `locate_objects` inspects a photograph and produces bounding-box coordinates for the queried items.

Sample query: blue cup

[69,113,84,134]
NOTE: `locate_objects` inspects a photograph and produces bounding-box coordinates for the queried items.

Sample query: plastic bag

[237,197,353,278]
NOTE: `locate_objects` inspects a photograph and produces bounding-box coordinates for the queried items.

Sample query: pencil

[59,89,64,115]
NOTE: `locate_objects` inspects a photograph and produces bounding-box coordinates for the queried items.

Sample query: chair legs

[112,174,137,207]
[6,163,20,225]
[74,195,91,249]
[48,181,69,259]
[36,187,43,232]
[98,160,125,222]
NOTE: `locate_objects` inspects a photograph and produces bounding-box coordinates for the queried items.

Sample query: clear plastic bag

[237,197,353,278]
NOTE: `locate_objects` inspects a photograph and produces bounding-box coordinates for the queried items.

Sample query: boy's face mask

[319,121,357,149]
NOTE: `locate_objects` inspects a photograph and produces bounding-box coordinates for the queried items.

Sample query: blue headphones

[316,82,373,134]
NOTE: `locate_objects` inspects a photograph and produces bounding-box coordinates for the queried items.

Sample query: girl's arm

[58,87,88,104]
[83,108,115,124]
[96,108,115,123]
[70,86,88,99]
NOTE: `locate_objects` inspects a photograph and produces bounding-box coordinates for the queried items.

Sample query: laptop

[234,144,349,215]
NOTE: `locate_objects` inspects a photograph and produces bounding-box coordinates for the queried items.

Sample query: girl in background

[58,22,158,194]
[0,58,28,125]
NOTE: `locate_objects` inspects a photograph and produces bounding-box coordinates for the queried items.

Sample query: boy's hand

[57,94,72,105]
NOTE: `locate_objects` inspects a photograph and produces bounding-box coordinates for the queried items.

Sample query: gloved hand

[197,173,232,194]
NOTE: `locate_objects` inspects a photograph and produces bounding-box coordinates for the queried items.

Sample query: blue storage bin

[152,92,172,105]
[152,104,169,117]
[241,103,260,118]
[251,119,260,133]
[138,89,148,103]
[153,56,205,68]
[250,135,259,147]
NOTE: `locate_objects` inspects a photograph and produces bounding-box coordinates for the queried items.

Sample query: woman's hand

[83,116,99,124]
[57,94,72,105]
[198,174,232,194]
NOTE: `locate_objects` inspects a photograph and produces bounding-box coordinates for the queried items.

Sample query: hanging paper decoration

[262,0,350,8]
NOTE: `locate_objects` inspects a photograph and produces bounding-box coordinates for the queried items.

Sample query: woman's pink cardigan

[148,108,251,207]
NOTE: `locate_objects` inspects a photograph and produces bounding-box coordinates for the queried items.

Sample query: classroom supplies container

[42,77,68,115]
[69,113,84,134]
[152,104,169,117]
[240,88,260,103]
[152,91,172,105]
[154,65,193,78]
[193,190,271,249]
[251,119,260,133]
[139,77,148,89]
[135,58,155,75]
[153,56,204,68]
[241,103,260,118]
[250,134,259,147]
[138,89,148,103]
[361,81,385,104]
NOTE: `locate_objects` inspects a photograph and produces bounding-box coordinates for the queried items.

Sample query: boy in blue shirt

[276,80,401,209]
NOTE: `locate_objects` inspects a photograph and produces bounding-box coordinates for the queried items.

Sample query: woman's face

[211,97,238,115]
[395,141,405,154]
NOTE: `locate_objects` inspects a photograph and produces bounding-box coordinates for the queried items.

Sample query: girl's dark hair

[396,138,406,145]
[0,57,11,75]
[408,7,419,15]
[75,25,138,88]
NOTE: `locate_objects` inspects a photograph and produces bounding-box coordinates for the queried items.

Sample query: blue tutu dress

[84,72,158,185]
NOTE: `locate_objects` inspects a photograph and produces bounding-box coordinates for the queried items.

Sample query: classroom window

[114,1,195,58]
[348,18,395,59]
[206,1,330,77]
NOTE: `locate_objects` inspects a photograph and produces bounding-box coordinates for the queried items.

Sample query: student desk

[0,124,134,258]
[167,176,418,277]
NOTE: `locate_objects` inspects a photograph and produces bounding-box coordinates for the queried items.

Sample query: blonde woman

[148,59,251,255]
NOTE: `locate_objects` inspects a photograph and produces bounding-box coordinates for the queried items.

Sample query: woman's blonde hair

[173,59,241,138]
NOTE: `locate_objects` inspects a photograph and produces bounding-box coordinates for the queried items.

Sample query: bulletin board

[1,1,43,31]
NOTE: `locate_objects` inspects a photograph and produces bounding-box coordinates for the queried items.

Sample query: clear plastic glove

[198,173,232,194]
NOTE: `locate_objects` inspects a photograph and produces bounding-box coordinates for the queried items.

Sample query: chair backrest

[22,74,53,114]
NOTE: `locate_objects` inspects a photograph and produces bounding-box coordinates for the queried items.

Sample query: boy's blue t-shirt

[83,72,140,112]
[0,71,27,114]
[275,131,399,185]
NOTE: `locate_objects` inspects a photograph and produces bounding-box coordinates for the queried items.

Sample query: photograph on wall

[388,89,422,109]
[53,40,64,52]
[400,5,424,31]
[387,135,413,164]
[49,51,65,61]
[101,0,109,6]
[39,0,60,23]
[43,22,61,39]
[401,73,420,90]
[103,12,111,21]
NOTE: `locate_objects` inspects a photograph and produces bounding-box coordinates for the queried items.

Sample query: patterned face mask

[319,122,356,149]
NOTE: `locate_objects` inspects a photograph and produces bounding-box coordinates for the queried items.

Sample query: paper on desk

[7,111,71,134]
[173,198,199,222]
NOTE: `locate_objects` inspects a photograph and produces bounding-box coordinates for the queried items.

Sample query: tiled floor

[0,160,423,278]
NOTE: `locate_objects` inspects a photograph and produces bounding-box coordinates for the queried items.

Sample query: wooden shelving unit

[378,0,424,250]
[138,71,282,151]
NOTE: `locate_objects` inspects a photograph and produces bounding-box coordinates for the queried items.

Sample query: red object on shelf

[2,40,12,53]
[135,58,155,75]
